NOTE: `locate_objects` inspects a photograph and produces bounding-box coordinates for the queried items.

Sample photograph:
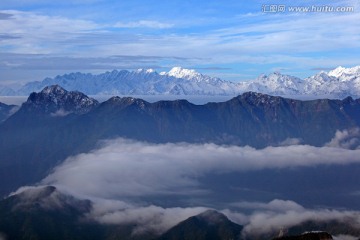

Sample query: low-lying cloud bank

[88,198,208,235]
[89,198,360,237]
[19,129,355,237]
[229,199,360,236]
[43,129,360,199]
[10,186,360,238]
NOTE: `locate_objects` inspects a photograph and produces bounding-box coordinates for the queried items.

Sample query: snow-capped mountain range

[1,66,360,98]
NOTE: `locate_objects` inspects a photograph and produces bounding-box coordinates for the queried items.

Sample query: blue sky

[0,0,359,84]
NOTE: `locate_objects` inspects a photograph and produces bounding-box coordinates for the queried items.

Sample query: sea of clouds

[11,128,360,238]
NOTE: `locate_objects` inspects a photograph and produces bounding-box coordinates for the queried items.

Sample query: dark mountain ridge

[21,85,99,115]
[0,86,360,196]
[156,210,243,240]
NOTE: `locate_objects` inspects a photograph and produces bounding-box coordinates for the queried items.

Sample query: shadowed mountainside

[0,85,360,196]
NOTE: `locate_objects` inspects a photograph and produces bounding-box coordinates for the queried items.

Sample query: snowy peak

[305,71,336,85]
[166,67,200,80]
[256,72,302,84]
[251,72,304,95]
[252,66,360,98]
[24,85,99,115]
[328,66,347,78]
[328,65,360,79]
[41,85,67,95]
[161,67,230,91]
[300,65,360,98]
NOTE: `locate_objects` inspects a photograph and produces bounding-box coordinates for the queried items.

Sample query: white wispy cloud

[1,3,360,83]
[1,8,359,65]
[114,20,174,29]
[230,199,305,212]
[0,10,101,54]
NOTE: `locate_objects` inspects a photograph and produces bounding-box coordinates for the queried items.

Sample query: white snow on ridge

[328,66,360,79]
[1,66,360,99]
[166,67,199,80]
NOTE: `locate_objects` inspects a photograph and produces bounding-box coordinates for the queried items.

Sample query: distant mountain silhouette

[0,101,17,122]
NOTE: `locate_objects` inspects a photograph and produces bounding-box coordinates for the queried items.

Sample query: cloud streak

[0,10,100,55]
[43,129,360,199]
[114,20,174,29]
